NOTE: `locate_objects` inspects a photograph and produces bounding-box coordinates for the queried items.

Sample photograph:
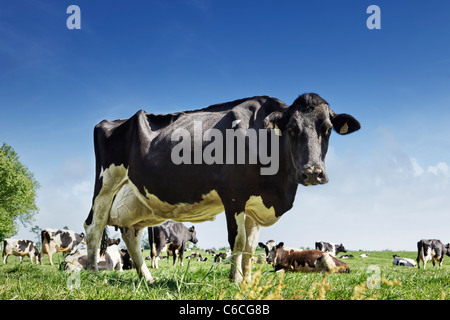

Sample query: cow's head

[445,244,450,256]
[263,93,360,185]
[258,240,276,263]
[188,226,198,244]
[336,244,347,254]
[266,242,285,265]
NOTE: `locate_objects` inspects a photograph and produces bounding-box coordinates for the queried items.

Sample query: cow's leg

[241,215,261,283]
[84,204,110,271]
[178,245,185,267]
[121,227,153,283]
[48,252,54,266]
[227,212,246,283]
[3,253,8,264]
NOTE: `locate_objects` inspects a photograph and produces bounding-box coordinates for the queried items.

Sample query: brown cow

[274,249,350,273]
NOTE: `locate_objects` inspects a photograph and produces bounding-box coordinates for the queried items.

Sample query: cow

[63,243,122,272]
[83,93,360,283]
[41,228,85,265]
[120,249,134,270]
[267,242,303,266]
[148,220,198,268]
[258,240,277,263]
[274,250,350,273]
[392,255,416,267]
[339,254,354,259]
[315,241,347,257]
[214,251,231,263]
[2,239,40,264]
[417,239,450,269]
[359,253,369,258]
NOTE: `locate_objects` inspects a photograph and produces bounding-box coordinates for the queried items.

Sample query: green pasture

[0,249,449,300]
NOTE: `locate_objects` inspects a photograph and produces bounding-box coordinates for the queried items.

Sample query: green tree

[0,143,40,241]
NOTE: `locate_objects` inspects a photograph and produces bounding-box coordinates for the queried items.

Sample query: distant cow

[339,254,354,259]
[214,251,231,263]
[274,250,350,273]
[315,241,347,257]
[63,243,122,272]
[258,240,277,263]
[359,253,369,258]
[120,249,134,270]
[417,239,450,269]
[148,220,198,268]
[41,228,85,265]
[392,255,416,267]
[2,239,40,264]
[267,242,302,266]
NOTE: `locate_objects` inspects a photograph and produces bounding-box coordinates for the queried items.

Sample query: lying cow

[274,250,350,273]
[2,239,40,264]
[315,241,347,257]
[258,240,277,263]
[41,228,85,265]
[63,241,122,272]
[417,239,450,269]
[148,220,198,268]
[267,242,302,266]
[392,255,416,267]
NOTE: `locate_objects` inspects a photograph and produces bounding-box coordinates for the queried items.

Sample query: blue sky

[1,1,450,251]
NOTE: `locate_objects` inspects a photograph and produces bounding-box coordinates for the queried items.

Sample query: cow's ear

[263,111,289,133]
[277,242,284,249]
[258,242,266,249]
[331,113,361,135]
[189,226,195,232]
[116,239,120,245]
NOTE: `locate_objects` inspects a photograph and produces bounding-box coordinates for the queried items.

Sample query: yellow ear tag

[274,124,282,136]
[339,122,349,134]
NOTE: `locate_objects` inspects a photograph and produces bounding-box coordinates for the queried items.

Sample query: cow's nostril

[317,171,325,180]
[301,173,309,181]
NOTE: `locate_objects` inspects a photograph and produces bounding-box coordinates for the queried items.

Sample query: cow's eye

[321,122,332,136]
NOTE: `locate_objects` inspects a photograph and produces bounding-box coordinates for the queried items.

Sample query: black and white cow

[392,255,416,267]
[84,93,360,282]
[63,241,122,272]
[315,241,347,257]
[41,228,85,265]
[2,239,40,264]
[148,220,198,268]
[417,239,450,269]
[258,240,277,263]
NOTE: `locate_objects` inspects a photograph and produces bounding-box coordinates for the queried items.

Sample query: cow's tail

[150,226,157,258]
[100,228,108,256]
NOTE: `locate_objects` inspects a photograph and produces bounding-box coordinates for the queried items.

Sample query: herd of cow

[2,93,450,285]
[2,223,450,277]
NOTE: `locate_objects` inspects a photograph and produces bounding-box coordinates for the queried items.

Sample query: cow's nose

[299,166,328,186]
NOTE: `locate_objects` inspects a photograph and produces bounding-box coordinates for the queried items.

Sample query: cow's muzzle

[298,166,328,186]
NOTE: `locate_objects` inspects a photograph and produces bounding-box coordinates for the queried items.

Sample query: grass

[0,249,449,300]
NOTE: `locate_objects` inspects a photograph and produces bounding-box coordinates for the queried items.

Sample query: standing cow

[41,228,85,265]
[417,239,450,269]
[3,239,40,264]
[84,93,360,283]
[148,220,198,268]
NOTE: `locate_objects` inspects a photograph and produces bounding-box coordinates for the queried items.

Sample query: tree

[0,143,40,241]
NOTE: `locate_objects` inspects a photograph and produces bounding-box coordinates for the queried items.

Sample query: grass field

[1,249,449,300]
